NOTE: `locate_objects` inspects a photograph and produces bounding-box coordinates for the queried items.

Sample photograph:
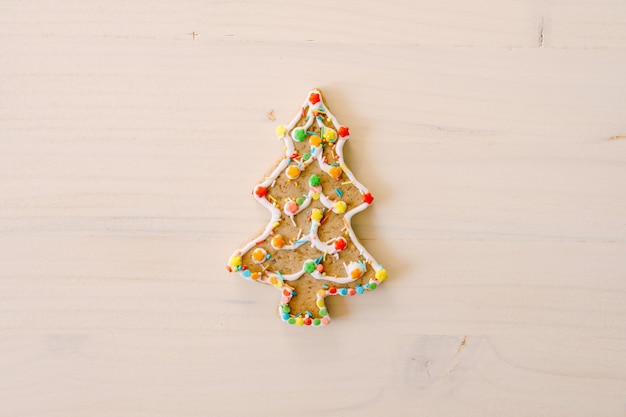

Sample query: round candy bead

[328,166,342,179]
[254,186,267,198]
[328,287,337,295]
[288,317,296,324]
[348,288,357,296]
[281,312,290,320]
[310,208,323,222]
[333,201,347,214]
[228,255,242,268]
[304,318,312,326]
[309,93,321,104]
[309,174,321,187]
[339,288,348,296]
[285,165,300,180]
[309,135,321,147]
[313,318,321,326]
[284,200,298,215]
[356,285,365,294]
[316,299,324,307]
[321,317,330,326]
[319,308,327,317]
[296,317,304,326]
[334,237,347,251]
[296,197,305,205]
[303,152,311,161]
[251,248,267,264]
[375,268,387,282]
[242,269,251,278]
[271,235,285,249]
[292,128,307,142]
[369,283,377,290]
[304,261,316,274]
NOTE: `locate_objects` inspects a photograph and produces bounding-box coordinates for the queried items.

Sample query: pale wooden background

[1,1,626,416]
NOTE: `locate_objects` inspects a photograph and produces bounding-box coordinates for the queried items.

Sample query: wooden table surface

[1,1,625,416]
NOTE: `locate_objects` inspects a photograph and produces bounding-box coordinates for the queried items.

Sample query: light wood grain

[1,1,625,416]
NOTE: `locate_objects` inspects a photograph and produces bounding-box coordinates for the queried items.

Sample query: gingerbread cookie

[227,89,387,326]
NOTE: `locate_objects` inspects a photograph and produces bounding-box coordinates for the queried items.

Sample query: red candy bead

[363,193,374,204]
[304,318,312,326]
[348,288,357,296]
[309,93,320,104]
[338,126,350,137]
[283,289,291,297]
[316,264,324,273]
[255,186,267,198]
[329,287,337,294]
[334,238,347,251]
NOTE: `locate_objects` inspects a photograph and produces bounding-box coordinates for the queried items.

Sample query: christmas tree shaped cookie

[227,89,387,326]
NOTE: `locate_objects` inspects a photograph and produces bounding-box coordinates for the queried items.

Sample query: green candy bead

[303,152,311,161]
[309,174,321,187]
[288,317,296,324]
[369,283,377,290]
[293,129,307,142]
[296,197,305,205]
[313,318,321,326]
[304,261,316,274]
[282,305,290,313]
[319,308,327,317]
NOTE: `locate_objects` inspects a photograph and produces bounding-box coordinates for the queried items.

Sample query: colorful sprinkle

[335,188,343,197]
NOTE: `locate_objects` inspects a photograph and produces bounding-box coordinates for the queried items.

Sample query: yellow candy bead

[376,268,387,282]
[275,280,283,288]
[316,299,325,308]
[328,166,342,179]
[228,255,242,268]
[312,192,320,200]
[323,129,336,141]
[296,317,304,326]
[309,135,322,147]
[285,165,300,180]
[311,208,323,222]
[333,201,347,214]
[276,125,286,137]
